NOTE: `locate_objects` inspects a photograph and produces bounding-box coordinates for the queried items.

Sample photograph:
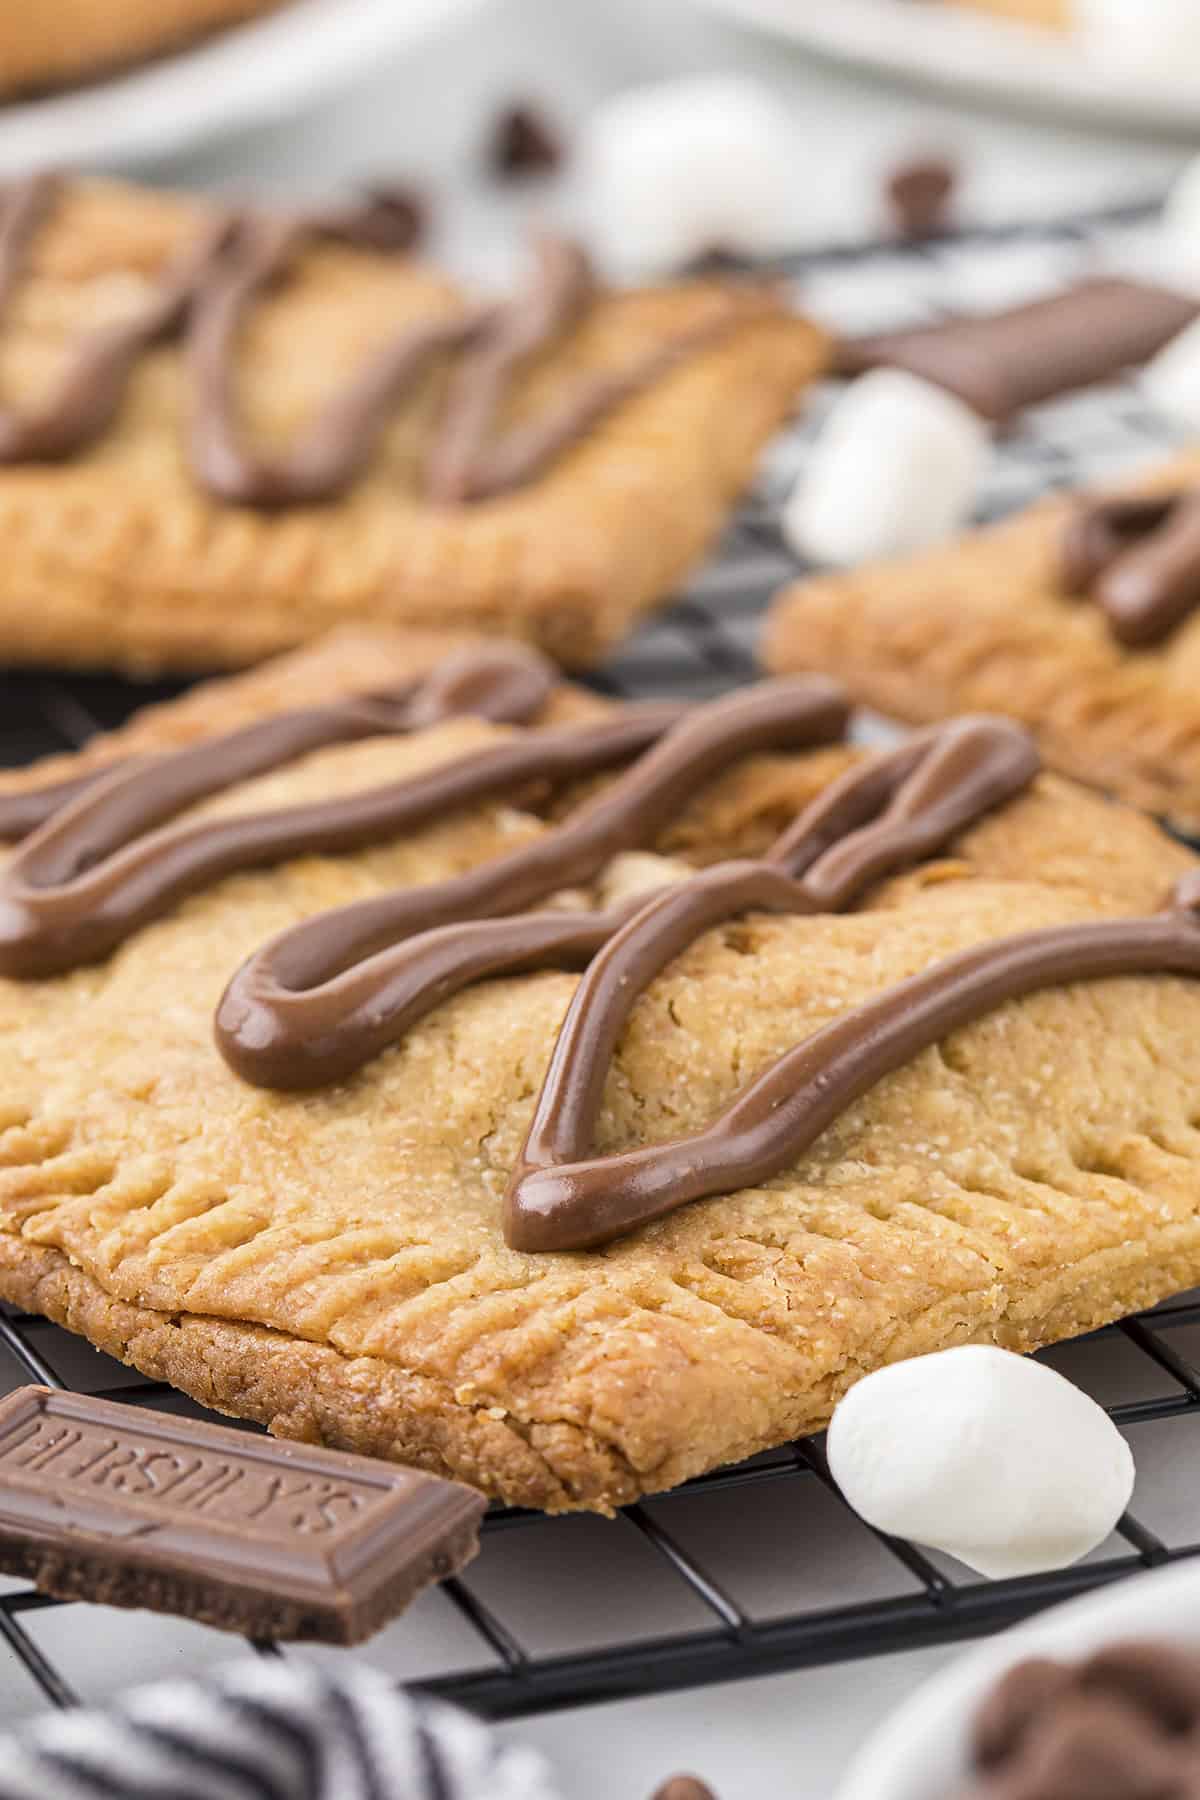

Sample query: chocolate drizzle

[1060,489,1200,647]
[189,216,488,508]
[0,174,769,507]
[214,678,850,1089]
[7,647,1200,1254]
[0,173,231,463]
[0,761,146,844]
[424,237,593,504]
[214,709,1030,1119]
[0,644,560,975]
[424,237,766,504]
[509,881,1200,1251]
[506,716,1045,1249]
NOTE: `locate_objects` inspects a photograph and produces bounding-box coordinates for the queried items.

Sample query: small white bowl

[836,1557,1200,1800]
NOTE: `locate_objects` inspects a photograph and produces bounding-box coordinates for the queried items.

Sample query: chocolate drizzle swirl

[424,237,593,504]
[213,708,1031,1118]
[1060,489,1200,647]
[0,644,560,975]
[0,174,768,507]
[423,237,768,504]
[189,216,488,508]
[506,716,1045,1249]
[509,881,1200,1251]
[7,648,1200,1255]
[214,678,851,1089]
[0,173,230,463]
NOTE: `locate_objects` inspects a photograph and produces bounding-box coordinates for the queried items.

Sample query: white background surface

[15,2,1200,1793]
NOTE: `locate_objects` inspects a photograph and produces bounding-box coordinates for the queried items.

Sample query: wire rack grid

[0,199,1198,1727]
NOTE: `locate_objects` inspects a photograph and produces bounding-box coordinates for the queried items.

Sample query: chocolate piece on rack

[886,154,957,240]
[836,278,1200,421]
[0,1386,484,1645]
[489,103,563,178]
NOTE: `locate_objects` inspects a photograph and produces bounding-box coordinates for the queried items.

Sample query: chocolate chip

[1082,1644,1200,1738]
[489,104,563,179]
[886,154,957,240]
[314,185,428,255]
[683,245,756,277]
[974,1658,1077,1768]
[353,185,428,252]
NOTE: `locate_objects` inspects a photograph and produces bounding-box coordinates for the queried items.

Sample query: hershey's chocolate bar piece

[0,1387,484,1645]
[836,278,1199,421]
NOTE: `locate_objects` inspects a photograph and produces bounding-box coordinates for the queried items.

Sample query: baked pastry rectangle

[0,178,826,677]
[1,630,1199,1513]
[765,451,1200,833]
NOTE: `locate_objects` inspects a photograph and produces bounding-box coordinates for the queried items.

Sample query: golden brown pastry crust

[0,0,289,98]
[944,0,1071,29]
[0,178,826,677]
[1,631,1198,1512]
[764,451,1200,834]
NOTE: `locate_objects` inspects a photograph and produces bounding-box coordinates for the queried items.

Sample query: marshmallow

[782,370,989,567]
[1076,0,1200,75]
[1141,312,1200,431]
[581,77,794,272]
[826,1346,1135,1579]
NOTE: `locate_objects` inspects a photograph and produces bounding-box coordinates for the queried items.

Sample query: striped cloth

[0,1658,559,1800]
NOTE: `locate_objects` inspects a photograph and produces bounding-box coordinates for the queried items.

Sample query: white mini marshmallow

[581,76,794,272]
[782,370,989,567]
[1141,312,1200,431]
[1076,0,1200,74]
[827,1346,1135,1580]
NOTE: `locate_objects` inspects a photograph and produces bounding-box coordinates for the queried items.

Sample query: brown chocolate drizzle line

[424,237,594,504]
[0,760,146,844]
[0,707,684,982]
[0,174,764,506]
[0,173,231,463]
[188,214,491,508]
[0,644,562,975]
[505,717,1040,1249]
[1060,489,1200,647]
[508,879,1200,1252]
[423,246,769,503]
[0,642,554,849]
[213,710,1027,1099]
[443,295,773,504]
[214,679,851,1090]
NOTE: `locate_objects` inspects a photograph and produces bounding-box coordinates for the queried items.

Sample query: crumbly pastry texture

[765,450,1200,833]
[0,178,825,677]
[0,0,288,97]
[1,630,1199,1512]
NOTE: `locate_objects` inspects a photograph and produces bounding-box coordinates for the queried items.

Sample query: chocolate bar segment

[0,1386,485,1645]
[836,278,1200,421]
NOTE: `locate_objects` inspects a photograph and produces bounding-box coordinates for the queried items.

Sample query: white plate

[0,0,487,178]
[693,0,1200,139]
[837,1555,1200,1800]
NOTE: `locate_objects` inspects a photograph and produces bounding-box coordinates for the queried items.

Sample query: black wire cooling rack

[0,200,1198,1726]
